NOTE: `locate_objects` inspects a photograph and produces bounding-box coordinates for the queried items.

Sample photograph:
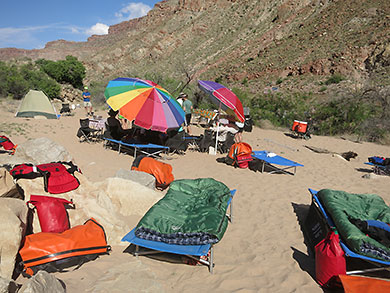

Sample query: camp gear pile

[135,178,231,245]
[317,189,390,261]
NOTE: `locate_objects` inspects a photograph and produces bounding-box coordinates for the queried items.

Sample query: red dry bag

[315,231,346,287]
[27,195,74,233]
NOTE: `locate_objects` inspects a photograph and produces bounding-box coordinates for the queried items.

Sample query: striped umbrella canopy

[104,77,185,132]
[197,80,245,123]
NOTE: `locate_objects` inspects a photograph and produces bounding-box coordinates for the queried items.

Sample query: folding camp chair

[251,151,303,175]
[59,103,71,116]
[76,118,99,143]
[218,132,235,154]
[121,189,236,273]
[307,189,390,275]
[183,135,202,152]
[199,129,215,153]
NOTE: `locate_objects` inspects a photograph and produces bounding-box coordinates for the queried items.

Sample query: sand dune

[2,105,390,292]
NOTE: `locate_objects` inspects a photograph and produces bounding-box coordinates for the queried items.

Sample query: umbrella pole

[213,103,222,155]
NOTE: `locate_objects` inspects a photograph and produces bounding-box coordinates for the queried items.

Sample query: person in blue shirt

[82,86,93,116]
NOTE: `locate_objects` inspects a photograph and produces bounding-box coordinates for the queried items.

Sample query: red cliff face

[108,18,144,34]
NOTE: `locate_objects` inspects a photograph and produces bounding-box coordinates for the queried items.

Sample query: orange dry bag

[19,218,111,276]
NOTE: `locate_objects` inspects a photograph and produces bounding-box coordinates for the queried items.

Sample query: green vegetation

[0,61,60,99]
[0,55,85,100]
[324,73,345,85]
[245,84,389,142]
[36,55,86,89]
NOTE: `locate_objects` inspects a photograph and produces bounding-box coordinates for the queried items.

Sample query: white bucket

[208,146,217,155]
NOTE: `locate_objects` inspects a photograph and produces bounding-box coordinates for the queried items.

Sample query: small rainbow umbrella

[197,80,245,123]
[104,78,185,132]
[198,80,245,153]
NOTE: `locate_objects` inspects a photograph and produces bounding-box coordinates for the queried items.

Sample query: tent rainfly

[15,90,58,119]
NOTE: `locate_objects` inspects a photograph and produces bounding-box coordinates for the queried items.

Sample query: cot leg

[209,247,214,274]
[135,245,139,258]
[261,161,265,173]
[228,200,233,223]
[118,144,121,154]
[347,267,390,275]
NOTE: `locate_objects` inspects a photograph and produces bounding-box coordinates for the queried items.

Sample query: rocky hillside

[1,0,389,96]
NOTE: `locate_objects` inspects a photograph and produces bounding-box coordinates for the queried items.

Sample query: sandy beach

[2,103,390,292]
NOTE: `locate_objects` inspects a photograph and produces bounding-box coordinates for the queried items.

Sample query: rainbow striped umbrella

[198,80,245,123]
[104,78,185,132]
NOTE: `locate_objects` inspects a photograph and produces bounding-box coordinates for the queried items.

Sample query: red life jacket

[10,162,81,194]
[0,135,17,154]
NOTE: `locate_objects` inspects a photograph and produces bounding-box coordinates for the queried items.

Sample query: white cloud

[115,2,152,22]
[0,26,47,48]
[85,23,109,35]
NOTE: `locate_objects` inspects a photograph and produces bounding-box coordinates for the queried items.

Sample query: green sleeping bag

[135,178,231,245]
[318,189,390,261]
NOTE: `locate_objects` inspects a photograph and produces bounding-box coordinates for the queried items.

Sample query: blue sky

[0,1,160,50]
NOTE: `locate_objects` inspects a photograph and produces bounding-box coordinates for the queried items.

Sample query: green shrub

[37,56,85,89]
[324,73,345,85]
[0,60,61,99]
[276,78,283,85]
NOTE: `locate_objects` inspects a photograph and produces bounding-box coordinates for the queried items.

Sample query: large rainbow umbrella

[104,77,185,132]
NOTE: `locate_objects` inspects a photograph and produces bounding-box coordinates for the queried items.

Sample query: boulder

[18,271,65,293]
[0,168,22,199]
[0,198,29,280]
[115,169,156,189]
[13,137,73,165]
[0,276,19,293]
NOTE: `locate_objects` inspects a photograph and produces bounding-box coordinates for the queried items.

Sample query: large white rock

[0,198,28,280]
[0,137,73,167]
[19,271,65,293]
[0,168,21,199]
[115,169,156,189]
[13,137,73,165]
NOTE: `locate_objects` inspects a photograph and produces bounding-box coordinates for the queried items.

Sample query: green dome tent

[15,90,58,119]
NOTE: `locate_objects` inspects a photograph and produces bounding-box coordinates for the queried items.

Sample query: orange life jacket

[131,156,174,190]
[228,142,253,168]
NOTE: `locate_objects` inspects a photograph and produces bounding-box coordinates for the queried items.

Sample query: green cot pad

[318,189,390,261]
[135,178,232,245]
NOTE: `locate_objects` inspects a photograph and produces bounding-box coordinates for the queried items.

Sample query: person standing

[82,86,93,116]
[234,121,244,143]
[176,93,184,107]
[181,93,193,135]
